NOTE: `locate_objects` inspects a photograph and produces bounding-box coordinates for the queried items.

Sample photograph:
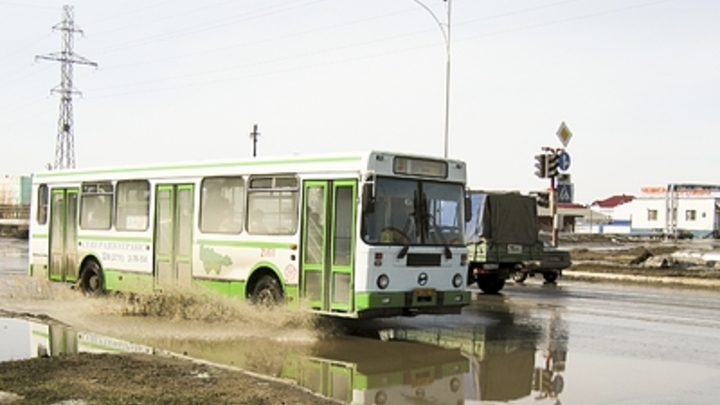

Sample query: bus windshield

[362,177,465,246]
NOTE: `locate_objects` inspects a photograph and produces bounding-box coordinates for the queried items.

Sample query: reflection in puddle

[3,308,719,405]
[0,317,153,362]
[0,317,468,405]
[374,317,562,403]
[149,336,469,404]
[0,310,565,405]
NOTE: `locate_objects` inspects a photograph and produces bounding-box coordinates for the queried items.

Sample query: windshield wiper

[421,194,452,259]
[397,193,420,260]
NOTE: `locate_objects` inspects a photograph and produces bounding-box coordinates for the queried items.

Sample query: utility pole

[36,5,97,170]
[249,124,261,157]
[413,0,452,158]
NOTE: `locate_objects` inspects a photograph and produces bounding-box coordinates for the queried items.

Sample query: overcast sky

[1,0,717,204]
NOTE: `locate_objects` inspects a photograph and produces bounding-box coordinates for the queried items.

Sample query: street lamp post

[413,0,452,158]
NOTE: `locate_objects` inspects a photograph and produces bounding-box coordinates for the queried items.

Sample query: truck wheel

[512,271,528,283]
[477,278,505,294]
[542,271,559,283]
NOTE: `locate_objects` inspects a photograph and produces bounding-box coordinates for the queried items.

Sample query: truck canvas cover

[465,192,539,245]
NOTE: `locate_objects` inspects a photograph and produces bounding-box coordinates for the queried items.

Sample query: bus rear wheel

[81,261,105,296]
[252,275,283,306]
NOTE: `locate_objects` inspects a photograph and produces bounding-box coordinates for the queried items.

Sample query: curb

[563,271,720,288]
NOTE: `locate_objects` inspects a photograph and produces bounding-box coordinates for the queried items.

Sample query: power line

[85,0,329,57]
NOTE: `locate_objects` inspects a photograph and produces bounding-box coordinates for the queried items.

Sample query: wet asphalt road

[2,237,720,404]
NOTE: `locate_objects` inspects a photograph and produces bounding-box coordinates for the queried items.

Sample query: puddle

[0,316,469,405]
[0,237,27,275]
[3,312,720,404]
[0,314,560,404]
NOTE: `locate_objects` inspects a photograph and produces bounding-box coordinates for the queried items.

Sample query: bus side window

[248,209,268,233]
[36,184,49,225]
[115,180,150,231]
[80,182,114,230]
[200,176,244,234]
[247,175,299,235]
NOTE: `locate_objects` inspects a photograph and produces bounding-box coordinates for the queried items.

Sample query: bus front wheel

[81,261,105,296]
[252,276,283,306]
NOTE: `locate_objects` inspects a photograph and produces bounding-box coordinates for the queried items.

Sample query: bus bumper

[355,290,471,318]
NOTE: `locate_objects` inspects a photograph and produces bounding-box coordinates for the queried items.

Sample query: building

[537,203,610,233]
[0,175,31,206]
[0,175,31,237]
[580,194,635,234]
[629,185,720,238]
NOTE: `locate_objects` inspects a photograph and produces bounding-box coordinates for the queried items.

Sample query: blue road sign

[557,150,571,171]
[557,183,573,203]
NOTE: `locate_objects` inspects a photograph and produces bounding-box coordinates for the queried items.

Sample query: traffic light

[547,152,559,178]
[536,191,550,208]
[534,154,548,178]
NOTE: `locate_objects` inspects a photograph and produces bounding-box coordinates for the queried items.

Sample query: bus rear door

[49,188,79,282]
[154,184,194,289]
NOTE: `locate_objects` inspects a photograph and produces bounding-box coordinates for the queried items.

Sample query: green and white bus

[29,150,470,318]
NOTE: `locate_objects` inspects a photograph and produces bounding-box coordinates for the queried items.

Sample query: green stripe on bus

[356,370,411,389]
[355,290,471,311]
[104,270,154,293]
[445,291,471,306]
[194,278,247,297]
[355,292,406,310]
[78,235,153,243]
[32,233,49,239]
[197,239,295,249]
[35,155,363,178]
[78,340,126,353]
[32,330,49,338]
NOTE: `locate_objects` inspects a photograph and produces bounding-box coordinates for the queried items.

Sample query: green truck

[466,191,566,293]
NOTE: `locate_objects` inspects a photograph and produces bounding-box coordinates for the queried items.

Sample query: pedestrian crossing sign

[557,183,573,203]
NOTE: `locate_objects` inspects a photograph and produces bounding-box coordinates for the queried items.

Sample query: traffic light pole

[550,174,558,248]
[540,146,560,248]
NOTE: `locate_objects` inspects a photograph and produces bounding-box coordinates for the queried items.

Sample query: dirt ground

[2,237,720,405]
[0,288,341,405]
[564,239,720,281]
[0,350,341,405]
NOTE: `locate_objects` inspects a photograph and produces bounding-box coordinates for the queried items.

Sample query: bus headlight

[377,274,390,290]
[452,273,463,288]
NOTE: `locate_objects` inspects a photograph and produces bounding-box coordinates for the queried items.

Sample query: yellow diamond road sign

[556,121,572,147]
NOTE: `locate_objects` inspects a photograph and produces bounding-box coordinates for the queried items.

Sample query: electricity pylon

[36,5,97,170]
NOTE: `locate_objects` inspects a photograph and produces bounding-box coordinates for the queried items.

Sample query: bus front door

[301,180,357,313]
[154,184,194,289]
[49,188,79,282]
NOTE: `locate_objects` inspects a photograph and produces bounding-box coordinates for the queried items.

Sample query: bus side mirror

[464,196,471,223]
[362,183,375,214]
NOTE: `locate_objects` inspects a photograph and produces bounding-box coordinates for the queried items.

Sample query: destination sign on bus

[393,157,448,179]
